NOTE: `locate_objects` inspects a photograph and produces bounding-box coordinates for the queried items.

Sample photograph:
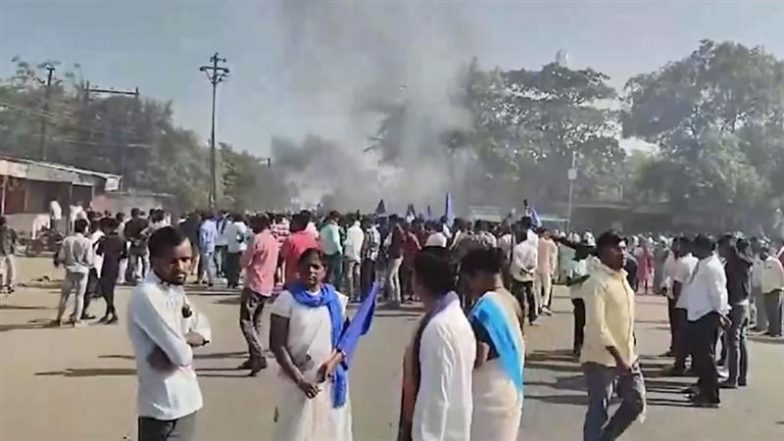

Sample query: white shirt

[751,257,764,289]
[497,234,513,257]
[661,252,679,296]
[425,232,448,248]
[224,221,249,254]
[344,222,365,262]
[89,230,105,274]
[127,272,212,420]
[510,239,538,282]
[49,200,62,220]
[760,255,784,294]
[673,253,698,309]
[413,300,475,441]
[683,254,730,321]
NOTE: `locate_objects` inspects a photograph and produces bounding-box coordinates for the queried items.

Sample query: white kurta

[470,291,525,441]
[413,300,476,441]
[270,289,352,441]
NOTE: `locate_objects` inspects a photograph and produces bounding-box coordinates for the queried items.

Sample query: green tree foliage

[449,58,624,204]
[623,40,784,225]
[0,58,288,211]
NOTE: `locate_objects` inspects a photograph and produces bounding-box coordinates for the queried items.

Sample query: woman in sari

[269,248,352,441]
[460,248,525,441]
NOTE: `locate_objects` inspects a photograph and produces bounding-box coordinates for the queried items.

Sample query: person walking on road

[684,234,731,407]
[51,218,94,327]
[239,214,279,375]
[581,231,646,441]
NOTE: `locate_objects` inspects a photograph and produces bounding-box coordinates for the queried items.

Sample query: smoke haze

[263,1,483,212]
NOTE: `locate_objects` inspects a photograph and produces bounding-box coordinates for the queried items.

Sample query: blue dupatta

[289,282,379,408]
[468,293,524,391]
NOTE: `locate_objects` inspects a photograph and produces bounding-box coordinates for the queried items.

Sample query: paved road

[1,257,782,441]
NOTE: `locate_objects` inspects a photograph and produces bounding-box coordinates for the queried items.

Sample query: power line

[199,52,229,210]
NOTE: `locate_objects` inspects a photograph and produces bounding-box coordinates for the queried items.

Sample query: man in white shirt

[535,228,558,315]
[343,215,365,301]
[760,243,784,337]
[52,219,94,327]
[128,227,211,441]
[49,199,63,233]
[509,229,538,326]
[683,235,730,407]
[666,237,698,375]
[399,247,475,441]
[223,213,249,289]
[425,221,449,248]
[750,238,767,332]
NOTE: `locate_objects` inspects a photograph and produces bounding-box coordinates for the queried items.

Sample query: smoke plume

[261,1,483,212]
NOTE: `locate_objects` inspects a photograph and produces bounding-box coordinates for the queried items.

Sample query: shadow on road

[0,319,54,333]
[100,350,246,361]
[36,368,136,377]
[0,304,51,310]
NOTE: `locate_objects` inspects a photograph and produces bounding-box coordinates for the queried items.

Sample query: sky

[1,0,783,157]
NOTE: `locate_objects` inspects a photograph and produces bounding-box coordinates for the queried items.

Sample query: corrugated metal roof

[0,156,121,191]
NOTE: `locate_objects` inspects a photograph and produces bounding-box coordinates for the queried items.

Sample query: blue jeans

[583,361,646,441]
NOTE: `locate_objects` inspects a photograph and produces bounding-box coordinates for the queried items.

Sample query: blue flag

[444,192,455,228]
[337,283,379,368]
[530,206,542,228]
[375,199,387,217]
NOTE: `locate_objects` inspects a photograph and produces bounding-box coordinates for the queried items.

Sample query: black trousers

[667,298,677,352]
[511,280,537,325]
[138,412,196,441]
[224,252,242,288]
[572,298,585,352]
[691,312,721,402]
[673,308,690,369]
[81,268,100,316]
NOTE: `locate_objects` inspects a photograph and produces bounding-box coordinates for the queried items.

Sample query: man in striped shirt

[271,214,290,248]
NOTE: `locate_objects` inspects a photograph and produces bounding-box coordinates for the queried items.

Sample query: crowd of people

[29,204,784,441]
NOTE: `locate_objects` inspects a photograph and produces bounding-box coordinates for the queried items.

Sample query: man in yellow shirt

[581,230,646,441]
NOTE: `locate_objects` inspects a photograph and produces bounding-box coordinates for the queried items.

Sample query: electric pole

[83,82,140,187]
[199,52,229,210]
[39,64,55,161]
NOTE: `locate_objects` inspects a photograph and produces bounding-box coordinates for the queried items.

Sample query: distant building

[555,50,569,67]
[0,156,120,234]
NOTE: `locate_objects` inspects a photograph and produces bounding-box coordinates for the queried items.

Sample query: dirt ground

[1,256,782,441]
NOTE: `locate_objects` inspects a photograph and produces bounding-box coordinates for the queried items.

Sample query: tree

[1,57,288,212]
[623,40,784,228]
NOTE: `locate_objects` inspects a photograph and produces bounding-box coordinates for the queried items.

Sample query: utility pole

[83,83,140,186]
[39,64,55,161]
[199,52,229,210]
[566,150,578,232]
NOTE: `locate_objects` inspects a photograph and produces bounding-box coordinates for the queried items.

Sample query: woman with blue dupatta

[269,248,352,441]
[461,248,525,441]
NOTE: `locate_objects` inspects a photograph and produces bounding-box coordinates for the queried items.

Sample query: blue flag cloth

[375,199,387,217]
[468,295,524,391]
[530,206,542,228]
[444,192,455,228]
[289,282,347,408]
[337,283,380,368]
